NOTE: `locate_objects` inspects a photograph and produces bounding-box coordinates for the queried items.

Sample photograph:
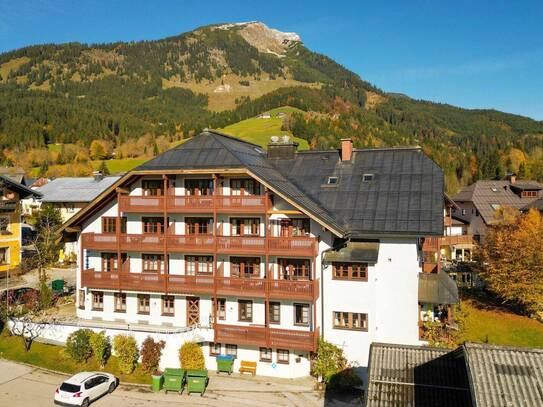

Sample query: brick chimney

[506,173,516,184]
[341,138,353,161]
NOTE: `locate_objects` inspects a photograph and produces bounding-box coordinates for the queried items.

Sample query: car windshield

[60,382,81,393]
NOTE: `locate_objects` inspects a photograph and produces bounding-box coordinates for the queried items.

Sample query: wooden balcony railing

[119,194,268,213]
[82,233,317,257]
[214,324,318,351]
[440,234,476,246]
[81,269,318,300]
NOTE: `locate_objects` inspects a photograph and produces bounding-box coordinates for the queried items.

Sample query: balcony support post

[212,174,218,327]
[116,191,122,292]
[163,175,169,294]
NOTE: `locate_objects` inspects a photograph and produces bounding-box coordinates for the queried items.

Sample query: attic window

[363,174,374,182]
[327,177,339,185]
[490,203,501,211]
[491,187,498,192]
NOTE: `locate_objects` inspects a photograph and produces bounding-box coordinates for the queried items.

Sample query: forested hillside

[0,21,542,192]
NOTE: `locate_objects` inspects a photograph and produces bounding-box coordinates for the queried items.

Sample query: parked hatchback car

[54,372,118,407]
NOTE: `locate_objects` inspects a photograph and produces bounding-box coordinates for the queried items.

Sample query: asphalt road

[0,359,360,406]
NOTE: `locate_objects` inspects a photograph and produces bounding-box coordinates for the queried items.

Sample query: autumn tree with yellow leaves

[477,208,543,319]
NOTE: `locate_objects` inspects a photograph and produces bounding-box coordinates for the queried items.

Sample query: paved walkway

[0,359,362,406]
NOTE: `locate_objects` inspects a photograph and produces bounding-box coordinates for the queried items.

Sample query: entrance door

[187,297,200,326]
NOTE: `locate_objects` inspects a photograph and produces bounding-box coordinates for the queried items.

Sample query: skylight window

[490,203,501,211]
[327,177,339,185]
[491,187,498,192]
[363,174,374,182]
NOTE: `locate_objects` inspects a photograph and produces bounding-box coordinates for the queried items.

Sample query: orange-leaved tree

[477,208,543,318]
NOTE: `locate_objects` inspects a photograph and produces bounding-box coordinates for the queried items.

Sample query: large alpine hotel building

[60,130,445,378]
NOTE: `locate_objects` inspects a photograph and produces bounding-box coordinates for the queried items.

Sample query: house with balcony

[0,174,41,274]
[59,130,445,379]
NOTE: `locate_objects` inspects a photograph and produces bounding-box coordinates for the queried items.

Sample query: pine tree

[98,160,110,176]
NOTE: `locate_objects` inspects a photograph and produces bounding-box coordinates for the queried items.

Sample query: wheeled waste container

[151,373,164,392]
[162,368,186,394]
[216,355,234,374]
[51,279,65,294]
[186,369,209,396]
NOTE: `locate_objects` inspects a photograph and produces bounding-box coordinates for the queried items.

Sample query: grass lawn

[97,157,148,174]
[458,298,543,348]
[220,106,309,150]
[0,330,150,385]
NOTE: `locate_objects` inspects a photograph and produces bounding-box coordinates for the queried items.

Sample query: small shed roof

[418,270,459,304]
[323,241,380,264]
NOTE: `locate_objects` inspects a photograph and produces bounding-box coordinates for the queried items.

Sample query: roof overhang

[323,241,380,264]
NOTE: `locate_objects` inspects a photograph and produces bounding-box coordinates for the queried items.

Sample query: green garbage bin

[186,369,209,396]
[51,279,64,294]
[163,368,186,394]
[151,373,164,392]
[216,355,234,374]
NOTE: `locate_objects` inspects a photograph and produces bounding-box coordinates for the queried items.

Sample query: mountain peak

[214,21,301,56]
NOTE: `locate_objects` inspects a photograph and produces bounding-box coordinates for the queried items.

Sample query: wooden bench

[239,360,257,376]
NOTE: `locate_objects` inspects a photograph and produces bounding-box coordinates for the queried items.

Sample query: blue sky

[0,0,542,120]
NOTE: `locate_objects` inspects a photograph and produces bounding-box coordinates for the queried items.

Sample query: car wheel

[108,382,116,394]
[81,398,90,407]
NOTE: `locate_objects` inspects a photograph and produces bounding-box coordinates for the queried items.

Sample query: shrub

[311,339,347,383]
[113,334,139,374]
[66,329,93,362]
[140,336,165,373]
[90,331,111,368]
[328,367,363,392]
[179,342,204,370]
[38,280,53,310]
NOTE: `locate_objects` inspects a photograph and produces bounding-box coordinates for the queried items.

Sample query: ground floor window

[92,291,103,310]
[277,349,289,364]
[260,347,272,362]
[162,295,174,316]
[209,342,221,356]
[138,294,150,314]
[114,292,126,312]
[333,311,368,331]
[225,344,237,357]
[0,247,8,265]
[78,289,85,309]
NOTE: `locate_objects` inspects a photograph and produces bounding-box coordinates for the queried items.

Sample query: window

[0,216,9,233]
[101,253,126,272]
[92,291,103,310]
[522,190,538,198]
[142,217,165,234]
[0,247,8,265]
[294,303,310,326]
[142,179,163,196]
[209,342,221,356]
[269,302,280,324]
[327,177,338,185]
[78,289,85,310]
[185,179,213,196]
[162,295,174,316]
[461,209,466,216]
[231,257,260,278]
[114,293,126,312]
[185,255,213,275]
[332,263,368,281]
[333,311,368,331]
[363,173,374,182]
[277,349,289,364]
[101,217,127,234]
[231,218,260,236]
[238,300,253,322]
[225,344,237,357]
[279,218,310,237]
[260,347,272,362]
[216,298,226,320]
[279,259,311,280]
[185,217,213,235]
[490,203,501,211]
[142,254,164,273]
[138,294,150,314]
[231,178,259,195]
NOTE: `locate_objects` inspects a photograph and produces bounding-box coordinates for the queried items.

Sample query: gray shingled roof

[138,131,444,237]
[522,197,543,212]
[366,342,471,406]
[464,343,543,407]
[453,180,542,225]
[37,176,121,203]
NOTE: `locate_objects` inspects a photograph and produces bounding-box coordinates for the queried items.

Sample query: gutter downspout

[319,245,337,339]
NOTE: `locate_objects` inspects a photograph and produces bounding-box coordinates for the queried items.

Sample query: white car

[54,372,118,407]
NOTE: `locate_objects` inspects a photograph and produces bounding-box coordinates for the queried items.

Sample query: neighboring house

[59,130,448,379]
[0,175,41,274]
[452,174,542,241]
[522,197,543,213]
[366,342,543,406]
[35,173,120,260]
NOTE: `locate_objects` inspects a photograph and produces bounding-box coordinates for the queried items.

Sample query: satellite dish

[270,136,279,143]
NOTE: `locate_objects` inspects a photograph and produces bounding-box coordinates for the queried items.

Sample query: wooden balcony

[81,270,318,300]
[119,194,268,214]
[82,233,317,257]
[214,324,318,351]
[440,234,476,246]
